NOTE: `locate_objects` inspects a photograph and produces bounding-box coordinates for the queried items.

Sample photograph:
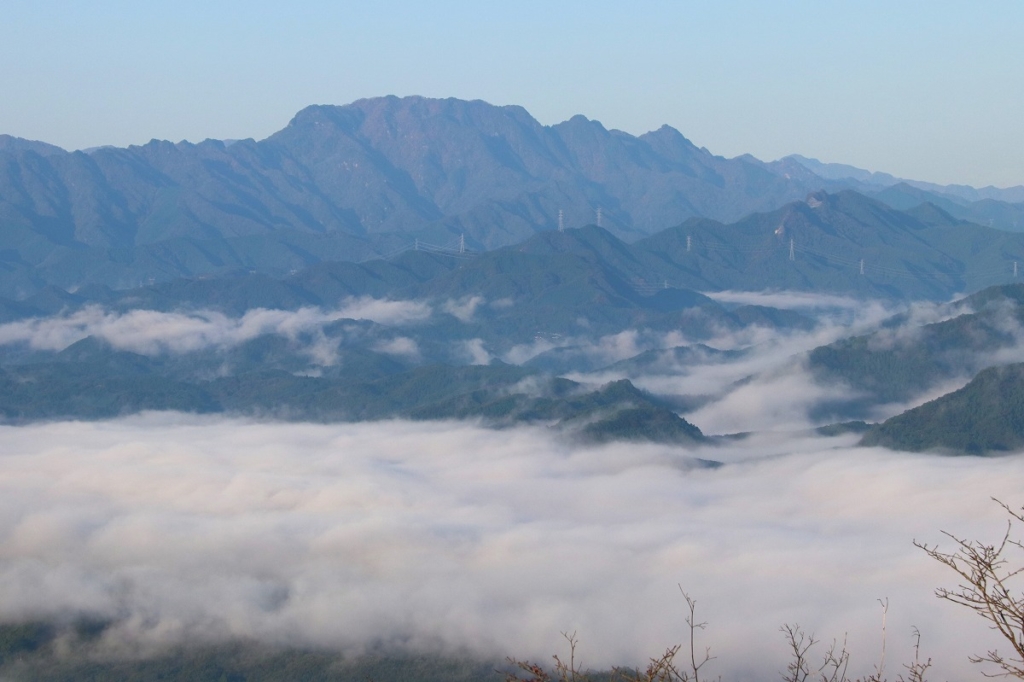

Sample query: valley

[3,95,1024,681]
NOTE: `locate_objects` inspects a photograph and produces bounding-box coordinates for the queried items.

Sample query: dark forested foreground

[0,617,943,682]
[0,624,502,682]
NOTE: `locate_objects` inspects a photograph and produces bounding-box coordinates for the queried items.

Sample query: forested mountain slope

[0,96,845,295]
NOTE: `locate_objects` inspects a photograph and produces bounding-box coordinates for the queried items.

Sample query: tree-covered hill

[861,362,1024,454]
[807,283,1024,417]
[0,335,705,444]
[634,190,1024,299]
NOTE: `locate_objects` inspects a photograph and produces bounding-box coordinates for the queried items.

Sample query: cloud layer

[0,298,433,355]
[0,415,1020,680]
[703,290,871,310]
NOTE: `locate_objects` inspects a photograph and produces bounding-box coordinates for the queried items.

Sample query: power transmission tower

[558,209,564,232]
[860,258,865,275]
[596,207,602,227]
[789,238,795,261]
[686,235,692,253]
[459,234,465,254]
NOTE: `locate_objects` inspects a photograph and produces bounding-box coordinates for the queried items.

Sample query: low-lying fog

[1,290,1020,678]
[0,291,975,432]
[1,414,1020,680]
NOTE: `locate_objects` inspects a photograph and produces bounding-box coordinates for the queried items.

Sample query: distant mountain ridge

[3,191,1023,341]
[2,95,1023,297]
[0,96,856,295]
[0,134,66,156]
[781,154,1024,203]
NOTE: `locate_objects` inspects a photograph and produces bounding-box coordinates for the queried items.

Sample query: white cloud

[503,337,559,365]
[703,290,868,310]
[683,359,858,434]
[0,415,1018,681]
[335,296,433,325]
[571,296,970,432]
[504,330,679,369]
[373,336,421,360]
[443,296,485,323]
[302,329,341,367]
[2,288,1023,678]
[460,338,492,365]
[0,298,432,356]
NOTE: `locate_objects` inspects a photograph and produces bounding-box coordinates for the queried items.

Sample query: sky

[2,1,1022,188]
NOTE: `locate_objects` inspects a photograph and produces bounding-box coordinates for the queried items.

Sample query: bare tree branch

[916,498,1024,678]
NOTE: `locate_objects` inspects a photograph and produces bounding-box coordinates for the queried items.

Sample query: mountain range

[5,96,1024,452]
[4,223,1024,451]
[3,96,1023,297]
[2,188,1022,319]
[780,154,1024,203]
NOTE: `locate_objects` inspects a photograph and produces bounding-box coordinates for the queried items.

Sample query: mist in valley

[0,414,1018,680]
[0,292,1021,680]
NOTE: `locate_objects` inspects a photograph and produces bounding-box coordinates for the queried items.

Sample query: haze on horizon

[2,0,1023,189]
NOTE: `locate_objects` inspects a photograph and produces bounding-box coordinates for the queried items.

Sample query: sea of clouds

[0,414,1021,680]
[1,291,1021,679]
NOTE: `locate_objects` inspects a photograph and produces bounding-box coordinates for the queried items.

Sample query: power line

[358,236,479,264]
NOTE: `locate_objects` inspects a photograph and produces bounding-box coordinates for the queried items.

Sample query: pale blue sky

[2,1,1022,187]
